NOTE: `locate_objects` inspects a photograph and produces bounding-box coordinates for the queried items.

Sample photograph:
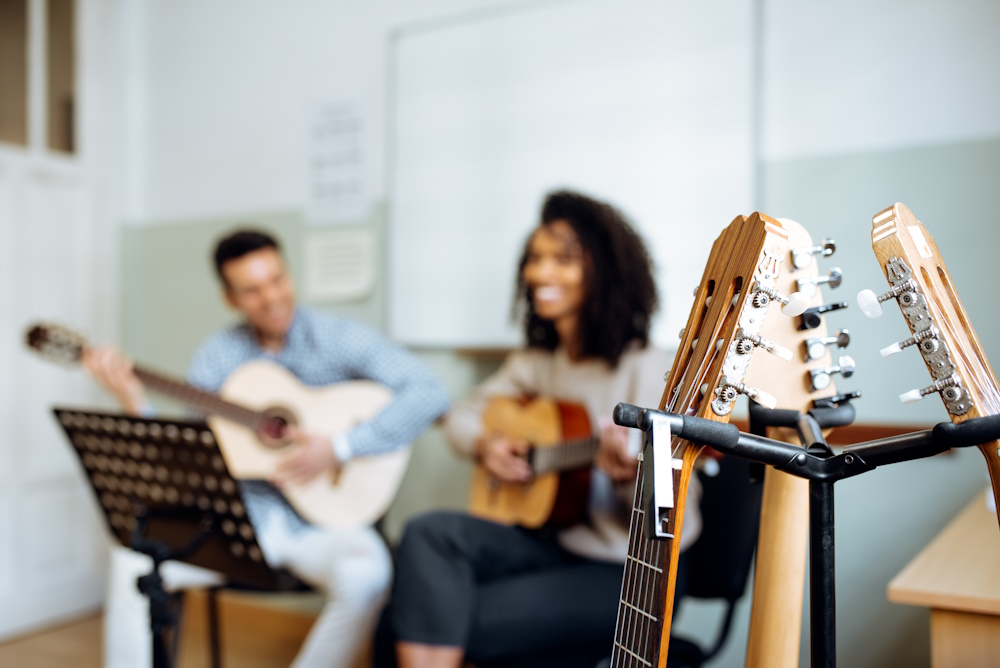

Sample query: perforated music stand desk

[53,407,302,667]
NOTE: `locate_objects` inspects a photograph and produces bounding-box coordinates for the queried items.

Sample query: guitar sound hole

[261,416,289,441]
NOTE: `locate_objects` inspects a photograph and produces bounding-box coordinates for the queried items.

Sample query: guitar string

[532,436,601,474]
[134,368,265,427]
[614,457,644,668]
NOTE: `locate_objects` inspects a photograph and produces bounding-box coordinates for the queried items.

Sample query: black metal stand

[613,401,1000,668]
[52,408,302,668]
[745,400,854,668]
[130,508,220,668]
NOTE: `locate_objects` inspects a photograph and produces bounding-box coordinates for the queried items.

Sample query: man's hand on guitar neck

[81,345,149,416]
[596,418,638,482]
[273,427,343,486]
[476,434,532,483]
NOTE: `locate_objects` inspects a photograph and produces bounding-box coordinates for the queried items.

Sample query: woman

[382,190,701,668]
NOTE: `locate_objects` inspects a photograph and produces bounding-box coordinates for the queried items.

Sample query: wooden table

[888,491,1000,668]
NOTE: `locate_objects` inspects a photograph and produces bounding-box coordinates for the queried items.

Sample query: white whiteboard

[389,0,756,348]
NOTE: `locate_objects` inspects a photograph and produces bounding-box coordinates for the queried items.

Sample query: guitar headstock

[745,218,853,413]
[858,203,1000,420]
[615,212,802,668]
[25,323,87,366]
[664,212,804,447]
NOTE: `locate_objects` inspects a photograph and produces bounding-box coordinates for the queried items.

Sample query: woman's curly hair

[514,190,659,366]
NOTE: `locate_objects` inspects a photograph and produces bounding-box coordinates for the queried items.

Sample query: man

[85,229,449,668]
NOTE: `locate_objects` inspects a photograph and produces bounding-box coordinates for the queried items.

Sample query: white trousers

[104,515,392,668]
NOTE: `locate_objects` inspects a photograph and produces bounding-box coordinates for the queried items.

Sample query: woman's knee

[397,510,473,561]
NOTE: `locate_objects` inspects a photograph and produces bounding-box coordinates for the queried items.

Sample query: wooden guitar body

[467,396,592,528]
[210,360,411,529]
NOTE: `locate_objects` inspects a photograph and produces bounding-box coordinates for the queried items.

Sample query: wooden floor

[0,614,103,668]
[0,589,332,668]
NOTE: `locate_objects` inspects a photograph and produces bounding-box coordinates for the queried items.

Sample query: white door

[0,164,110,640]
[0,0,116,640]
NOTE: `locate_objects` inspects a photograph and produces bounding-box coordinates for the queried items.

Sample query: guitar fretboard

[610,447,682,668]
[531,437,601,475]
[133,366,264,429]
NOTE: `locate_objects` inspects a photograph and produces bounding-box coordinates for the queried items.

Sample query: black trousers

[376,511,688,668]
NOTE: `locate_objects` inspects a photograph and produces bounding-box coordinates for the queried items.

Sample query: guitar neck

[132,365,262,429]
[611,447,696,668]
[531,437,601,475]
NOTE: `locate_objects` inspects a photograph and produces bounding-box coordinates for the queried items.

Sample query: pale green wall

[120,135,1000,668]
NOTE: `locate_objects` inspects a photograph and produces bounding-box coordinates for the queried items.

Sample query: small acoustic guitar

[25,323,410,529]
[467,396,599,528]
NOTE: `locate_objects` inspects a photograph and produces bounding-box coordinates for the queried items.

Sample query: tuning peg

[790,238,836,269]
[879,327,939,358]
[735,328,793,361]
[812,390,862,410]
[899,376,966,406]
[751,281,809,317]
[856,280,918,319]
[809,355,856,391]
[799,301,849,330]
[796,268,843,295]
[714,378,778,410]
[804,329,850,361]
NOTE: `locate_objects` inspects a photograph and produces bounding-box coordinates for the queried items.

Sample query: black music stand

[53,408,302,668]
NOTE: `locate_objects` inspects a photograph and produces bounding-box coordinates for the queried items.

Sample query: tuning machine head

[751,280,809,317]
[796,268,843,298]
[711,377,777,413]
[799,301,848,330]
[899,376,971,415]
[879,326,940,358]
[812,390,862,410]
[791,238,836,270]
[809,355,856,391]
[735,327,793,361]
[804,329,850,361]
[857,278,918,319]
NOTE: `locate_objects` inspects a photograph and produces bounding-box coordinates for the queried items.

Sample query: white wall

[116,0,530,223]
[761,0,1000,159]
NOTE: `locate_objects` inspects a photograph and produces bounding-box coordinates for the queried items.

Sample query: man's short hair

[213,229,281,284]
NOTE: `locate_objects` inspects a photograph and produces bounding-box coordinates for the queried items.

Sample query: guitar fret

[619,599,658,622]
[614,642,652,667]
[627,554,662,574]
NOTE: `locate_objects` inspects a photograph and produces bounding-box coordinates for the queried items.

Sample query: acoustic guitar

[467,396,598,528]
[743,218,849,668]
[858,202,1000,525]
[609,212,804,668]
[25,323,410,529]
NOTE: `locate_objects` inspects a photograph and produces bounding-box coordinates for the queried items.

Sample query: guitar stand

[613,401,1000,668]
[51,408,304,668]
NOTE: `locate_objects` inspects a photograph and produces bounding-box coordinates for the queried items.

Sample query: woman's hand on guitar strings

[273,427,342,486]
[81,345,148,416]
[476,434,532,483]
[596,417,639,482]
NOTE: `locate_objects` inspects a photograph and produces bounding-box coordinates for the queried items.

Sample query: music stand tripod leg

[131,508,219,668]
